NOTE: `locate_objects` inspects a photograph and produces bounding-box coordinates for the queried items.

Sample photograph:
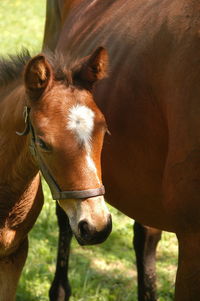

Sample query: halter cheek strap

[16,106,105,200]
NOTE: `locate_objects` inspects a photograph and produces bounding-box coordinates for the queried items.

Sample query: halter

[16,106,105,200]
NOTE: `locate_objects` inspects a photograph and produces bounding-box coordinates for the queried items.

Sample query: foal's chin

[58,196,112,245]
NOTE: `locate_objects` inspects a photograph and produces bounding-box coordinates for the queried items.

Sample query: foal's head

[23,47,111,245]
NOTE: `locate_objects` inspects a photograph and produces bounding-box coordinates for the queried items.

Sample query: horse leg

[133,222,162,301]
[0,237,28,301]
[49,202,73,301]
[175,232,200,300]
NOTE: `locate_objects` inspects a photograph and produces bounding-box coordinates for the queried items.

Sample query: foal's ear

[75,47,109,89]
[24,54,53,100]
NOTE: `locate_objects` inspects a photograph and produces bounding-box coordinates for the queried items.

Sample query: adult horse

[43,0,200,300]
[0,48,112,300]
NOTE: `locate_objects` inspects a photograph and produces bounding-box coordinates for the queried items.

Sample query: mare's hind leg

[0,237,28,301]
[175,232,200,300]
[49,202,73,301]
[133,222,162,301]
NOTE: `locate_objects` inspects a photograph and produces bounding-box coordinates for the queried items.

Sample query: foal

[0,48,111,300]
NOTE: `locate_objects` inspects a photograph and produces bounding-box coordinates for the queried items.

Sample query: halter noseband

[16,106,105,200]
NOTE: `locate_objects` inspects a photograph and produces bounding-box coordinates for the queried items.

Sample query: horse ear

[24,54,53,100]
[75,47,109,89]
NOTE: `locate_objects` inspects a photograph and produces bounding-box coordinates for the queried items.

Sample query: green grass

[0,1,178,300]
[0,0,46,55]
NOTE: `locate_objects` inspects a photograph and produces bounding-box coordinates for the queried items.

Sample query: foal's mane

[0,49,31,87]
[0,49,79,87]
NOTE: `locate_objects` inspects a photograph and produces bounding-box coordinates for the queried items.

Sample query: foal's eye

[36,138,51,152]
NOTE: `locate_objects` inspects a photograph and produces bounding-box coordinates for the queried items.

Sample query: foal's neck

[0,81,38,201]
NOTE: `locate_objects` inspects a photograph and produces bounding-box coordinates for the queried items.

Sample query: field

[0,1,178,300]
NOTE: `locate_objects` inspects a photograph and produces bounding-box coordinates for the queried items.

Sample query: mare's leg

[175,232,200,300]
[133,222,162,301]
[49,202,73,301]
[0,237,28,301]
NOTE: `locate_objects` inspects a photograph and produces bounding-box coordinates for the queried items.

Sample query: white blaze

[67,104,94,147]
[86,153,100,184]
[67,104,100,182]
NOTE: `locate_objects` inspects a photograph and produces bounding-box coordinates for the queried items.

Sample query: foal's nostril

[78,220,91,239]
[77,215,112,245]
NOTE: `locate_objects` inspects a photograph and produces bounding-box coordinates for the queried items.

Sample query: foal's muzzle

[76,214,112,245]
[59,195,112,246]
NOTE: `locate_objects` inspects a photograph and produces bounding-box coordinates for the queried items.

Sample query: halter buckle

[16,106,31,136]
[23,106,29,123]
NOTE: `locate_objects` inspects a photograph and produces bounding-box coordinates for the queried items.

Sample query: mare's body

[43,0,200,300]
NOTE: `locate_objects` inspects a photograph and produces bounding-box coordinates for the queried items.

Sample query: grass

[0,0,46,55]
[0,1,178,300]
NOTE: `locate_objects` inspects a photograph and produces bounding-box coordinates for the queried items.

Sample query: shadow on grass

[17,247,136,301]
[69,252,136,301]
[17,230,176,300]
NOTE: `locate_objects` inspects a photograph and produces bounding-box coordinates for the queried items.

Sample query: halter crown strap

[16,106,105,200]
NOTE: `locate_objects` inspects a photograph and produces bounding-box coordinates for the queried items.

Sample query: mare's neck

[0,81,38,201]
[43,0,83,50]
